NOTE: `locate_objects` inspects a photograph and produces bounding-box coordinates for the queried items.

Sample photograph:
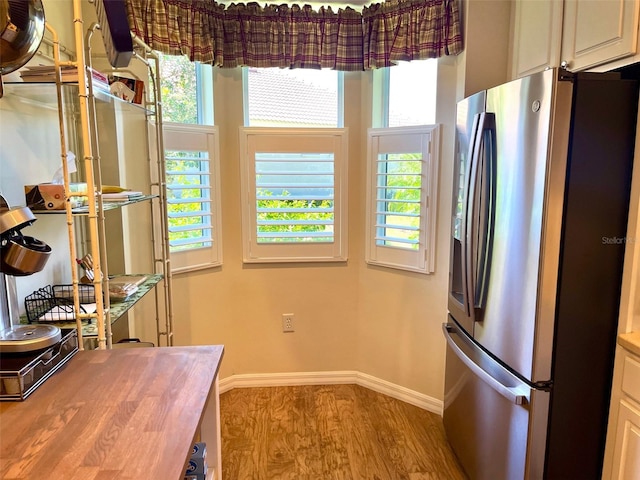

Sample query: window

[158,53,213,125]
[163,124,222,272]
[239,128,348,262]
[372,59,438,128]
[366,125,440,274]
[243,67,343,127]
[240,67,347,263]
[159,53,221,272]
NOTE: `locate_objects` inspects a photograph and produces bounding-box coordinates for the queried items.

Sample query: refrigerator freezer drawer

[443,321,550,480]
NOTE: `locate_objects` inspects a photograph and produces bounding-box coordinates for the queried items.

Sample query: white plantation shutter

[166,149,213,249]
[366,125,440,274]
[163,124,222,272]
[374,152,422,249]
[240,128,348,262]
[255,152,335,243]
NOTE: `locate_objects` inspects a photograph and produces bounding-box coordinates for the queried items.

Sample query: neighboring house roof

[247,68,338,127]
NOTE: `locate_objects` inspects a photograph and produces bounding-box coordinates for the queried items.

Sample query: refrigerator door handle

[458,114,481,317]
[443,323,529,405]
[475,113,496,311]
[465,112,496,316]
[462,113,481,318]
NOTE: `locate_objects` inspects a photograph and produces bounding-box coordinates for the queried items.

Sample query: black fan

[94,0,133,68]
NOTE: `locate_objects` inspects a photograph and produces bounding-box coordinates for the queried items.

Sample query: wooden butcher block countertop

[0,345,224,480]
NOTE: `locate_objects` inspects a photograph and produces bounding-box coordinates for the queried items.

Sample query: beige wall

[352,58,458,395]
[44,1,75,47]
[457,0,512,99]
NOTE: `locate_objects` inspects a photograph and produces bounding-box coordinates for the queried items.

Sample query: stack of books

[20,65,110,92]
[101,191,144,202]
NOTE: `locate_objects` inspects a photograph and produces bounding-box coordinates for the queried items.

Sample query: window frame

[242,67,345,128]
[365,125,440,274]
[371,59,438,129]
[163,123,223,273]
[239,127,349,263]
[157,52,214,126]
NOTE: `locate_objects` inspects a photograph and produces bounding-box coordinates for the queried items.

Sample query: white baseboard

[218,371,443,415]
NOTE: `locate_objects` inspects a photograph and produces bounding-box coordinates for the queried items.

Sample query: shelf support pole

[72,0,107,350]
[47,22,86,350]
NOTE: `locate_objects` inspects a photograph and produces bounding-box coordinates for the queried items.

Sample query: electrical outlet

[282,313,295,332]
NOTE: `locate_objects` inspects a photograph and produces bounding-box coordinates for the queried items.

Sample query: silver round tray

[0,324,61,353]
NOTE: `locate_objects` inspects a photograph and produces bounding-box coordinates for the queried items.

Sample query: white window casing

[371,59,438,129]
[163,123,223,273]
[366,125,440,274]
[239,127,348,263]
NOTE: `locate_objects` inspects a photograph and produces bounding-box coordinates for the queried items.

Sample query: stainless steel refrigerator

[443,68,639,480]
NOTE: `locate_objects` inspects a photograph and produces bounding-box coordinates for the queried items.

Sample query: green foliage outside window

[159,53,198,124]
[256,189,334,243]
[166,151,211,250]
[378,153,422,248]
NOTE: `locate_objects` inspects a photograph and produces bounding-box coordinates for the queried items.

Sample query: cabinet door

[561,0,640,71]
[510,0,563,79]
[611,399,640,480]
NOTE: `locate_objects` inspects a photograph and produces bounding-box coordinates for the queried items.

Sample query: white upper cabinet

[561,0,640,71]
[510,0,564,79]
[510,0,640,78]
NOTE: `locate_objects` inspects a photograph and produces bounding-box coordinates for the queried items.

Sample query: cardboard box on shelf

[24,183,87,210]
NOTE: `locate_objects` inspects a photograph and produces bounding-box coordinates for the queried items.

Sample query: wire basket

[0,329,79,401]
[24,284,96,323]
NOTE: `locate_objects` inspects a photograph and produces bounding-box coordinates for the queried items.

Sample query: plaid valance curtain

[221,4,364,70]
[125,0,462,71]
[125,0,225,64]
[363,0,462,68]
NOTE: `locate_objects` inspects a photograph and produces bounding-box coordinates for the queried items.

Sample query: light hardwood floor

[220,384,468,479]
